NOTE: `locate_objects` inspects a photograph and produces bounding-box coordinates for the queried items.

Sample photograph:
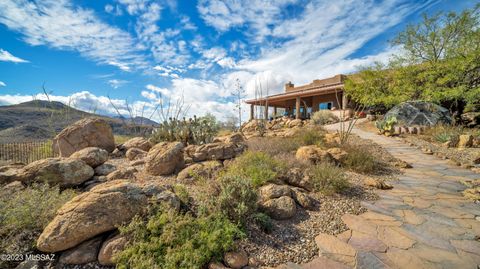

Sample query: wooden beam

[264,103,268,120]
[250,104,254,120]
[273,106,277,117]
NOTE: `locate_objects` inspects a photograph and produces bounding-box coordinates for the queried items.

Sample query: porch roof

[245,82,344,106]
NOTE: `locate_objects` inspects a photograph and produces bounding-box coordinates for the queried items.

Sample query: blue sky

[0,0,476,121]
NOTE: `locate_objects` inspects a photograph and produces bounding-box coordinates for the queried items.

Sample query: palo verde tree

[345,4,480,115]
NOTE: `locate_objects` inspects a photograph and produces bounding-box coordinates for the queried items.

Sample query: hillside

[0,100,158,143]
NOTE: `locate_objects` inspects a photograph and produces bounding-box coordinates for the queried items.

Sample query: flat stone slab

[315,233,356,266]
[356,251,392,269]
[348,231,387,253]
[377,226,416,250]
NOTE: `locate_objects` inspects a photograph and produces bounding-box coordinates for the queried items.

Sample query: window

[319,102,333,110]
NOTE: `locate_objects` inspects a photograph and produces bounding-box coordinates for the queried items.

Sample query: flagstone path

[277,122,480,269]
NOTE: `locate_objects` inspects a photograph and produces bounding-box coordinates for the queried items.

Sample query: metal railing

[0,141,57,164]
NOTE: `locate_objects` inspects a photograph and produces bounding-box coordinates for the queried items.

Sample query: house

[245,74,349,120]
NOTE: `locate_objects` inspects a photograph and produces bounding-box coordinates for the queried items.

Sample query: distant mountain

[0,100,157,143]
[113,115,159,126]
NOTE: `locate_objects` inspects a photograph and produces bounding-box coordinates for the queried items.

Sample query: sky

[0,0,476,122]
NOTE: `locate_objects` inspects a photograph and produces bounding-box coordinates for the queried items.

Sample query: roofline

[245,82,344,104]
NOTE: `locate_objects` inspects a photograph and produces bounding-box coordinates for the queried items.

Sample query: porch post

[342,93,348,109]
[264,103,268,120]
[295,97,301,119]
[273,107,277,117]
[250,104,254,120]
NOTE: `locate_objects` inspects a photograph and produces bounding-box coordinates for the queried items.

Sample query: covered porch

[245,86,348,120]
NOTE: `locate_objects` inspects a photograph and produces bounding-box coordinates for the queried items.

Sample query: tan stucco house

[245,74,349,120]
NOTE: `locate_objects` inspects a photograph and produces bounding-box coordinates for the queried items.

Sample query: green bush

[425,125,462,144]
[223,151,285,188]
[246,137,301,156]
[117,207,243,269]
[217,175,258,226]
[252,212,273,233]
[312,110,339,125]
[294,128,325,146]
[0,183,76,268]
[342,145,377,174]
[309,163,350,194]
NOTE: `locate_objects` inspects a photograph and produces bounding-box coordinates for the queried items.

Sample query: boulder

[177,161,222,180]
[283,168,313,191]
[125,148,147,161]
[324,133,341,144]
[461,112,480,127]
[0,163,24,183]
[59,236,103,265]
[94,163,116,176]
[106,167,137,181]
[122,137,153,151]
[291,187,316,209]
[457,135,474,148]
[70,147,108,168]
[36,180,179,252]
[18,158,93,187]
[98,233,127,266]
[53,118,115,157]
[224,250,249,269]
[384,101,452,126]
[295,146,334,164]
[213,132,245,144]
[189,142,245,162]
[260,196,297,220]
[258,184,291,200]
[327,147,348,163]
[1,181,24,192]
[145,142,184,176]
[288,119,303,128]
[208,262,229,269]
[364,178,393,190]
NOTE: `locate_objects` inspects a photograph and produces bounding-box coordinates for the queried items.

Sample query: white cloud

[0,81,6,87]
[235,0,430,85]
[0,49,29,63]
[105,4,123,16]
[108,79,129,89]
[0,0,145,71]
[197,0,297,40]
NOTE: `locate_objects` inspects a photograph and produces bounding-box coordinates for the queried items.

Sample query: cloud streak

[0,49,29,63]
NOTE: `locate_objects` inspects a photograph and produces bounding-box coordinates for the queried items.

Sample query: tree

[231,78,246,130]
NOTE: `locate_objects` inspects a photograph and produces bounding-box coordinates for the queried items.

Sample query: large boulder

[70,147,108,168]
[461,112,480,127]
[36,180,179,252]
[106,167,137,181]
[295,146,334,164]
[98,233,127,266]
[94,163,116,176]
[53,118,115,157]
[18,158,93,187]
[177,161,222,180]
[145,142,184,176]
[260,196,297,220]
[258,184,291,200]
[58,236,103,265]
[384,101,452,126]
[188,142,245,162]
[213,133,245,144]
[125,148,147,161]
[122,137,153,152]
[0,164,24,184]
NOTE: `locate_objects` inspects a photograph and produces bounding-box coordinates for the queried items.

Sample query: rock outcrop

[53,118,115,157]
[18,158,93,187]
[145,142,185,176]
[58,237,103,265]
[187,142,245,162]
[98,233,127,266]
[122,137,153,152]
[384,101,452,126]
[70,147,108,168]
[125,148,147,161]
[36,180,179,252]
[295,146,334,164]
[177,161,222,180]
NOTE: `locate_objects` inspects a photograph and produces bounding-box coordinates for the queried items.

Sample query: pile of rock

[241,118,308,138]
[36,180,180,265]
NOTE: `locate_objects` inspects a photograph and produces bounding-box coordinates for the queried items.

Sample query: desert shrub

[0,183,76,267]
[117,207,243,269]
[216,175,258,225]
[309,163,350,194]
[342,145,377,174]
[312,110,339,125]
[114,134,136,144]
[294,128,325,146]
[246,137,301,156]
[252,212,273,233]
[173,184,190,207]
[223,151,285,188]
[151,114,219,145]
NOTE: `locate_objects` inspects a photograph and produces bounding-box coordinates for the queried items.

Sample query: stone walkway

[277,123,480,269]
